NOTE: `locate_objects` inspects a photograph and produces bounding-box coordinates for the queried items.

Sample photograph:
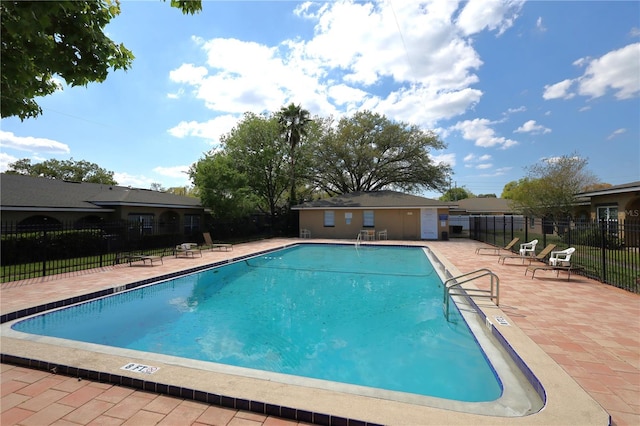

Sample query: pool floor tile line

[1,238,639,425]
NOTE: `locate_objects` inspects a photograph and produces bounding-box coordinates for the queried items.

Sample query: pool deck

[1,238,638,425]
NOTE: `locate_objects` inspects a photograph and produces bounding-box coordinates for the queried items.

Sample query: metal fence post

[600,219,607,283]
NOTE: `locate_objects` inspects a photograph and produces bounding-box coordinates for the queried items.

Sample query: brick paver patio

[1,239,638,425]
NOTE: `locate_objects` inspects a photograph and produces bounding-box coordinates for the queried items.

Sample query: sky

[1,0,639,199]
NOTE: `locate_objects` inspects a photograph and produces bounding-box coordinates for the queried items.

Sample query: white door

[420,208,438,240]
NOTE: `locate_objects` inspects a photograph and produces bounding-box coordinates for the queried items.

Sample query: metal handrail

[443,268,500,320]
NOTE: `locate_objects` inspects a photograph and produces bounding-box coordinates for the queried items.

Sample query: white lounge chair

[548,247,576,267]
[519,239,538,257]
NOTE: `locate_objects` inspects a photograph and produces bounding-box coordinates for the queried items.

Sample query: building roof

[450,197,516,214]
[0,173,202,212]
[575,181,640,198]
[291,190,450,210]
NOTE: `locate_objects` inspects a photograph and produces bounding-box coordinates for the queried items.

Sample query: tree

[508,153,599,220]
[277,103,311,206]
[190,113,289,220]
[501,179,527,200]
[150,183,166,192]
[1,0,201,120]
[189,151,258,220]
[439,187,473,201]
[6,158,118,184]
[306,111,451,195]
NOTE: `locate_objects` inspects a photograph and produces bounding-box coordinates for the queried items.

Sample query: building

[574,181,640,222]
[292,191,451,240]
[0,173,207,236]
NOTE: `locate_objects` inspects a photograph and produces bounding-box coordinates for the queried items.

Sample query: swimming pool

[5,243,543,417]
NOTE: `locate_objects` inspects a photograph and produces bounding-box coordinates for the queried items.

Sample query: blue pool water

[12,244,502,402]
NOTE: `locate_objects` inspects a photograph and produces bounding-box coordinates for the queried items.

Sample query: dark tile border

[0,354,381,426]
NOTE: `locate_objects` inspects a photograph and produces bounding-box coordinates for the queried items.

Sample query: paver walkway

[1,239,639,425]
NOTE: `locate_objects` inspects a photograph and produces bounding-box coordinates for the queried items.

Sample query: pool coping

[0,241,610,425]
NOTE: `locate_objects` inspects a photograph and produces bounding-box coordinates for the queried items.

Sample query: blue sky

[1,0,639,199]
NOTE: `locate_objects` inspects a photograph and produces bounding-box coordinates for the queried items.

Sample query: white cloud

[544,43,640,101]
[543,79,575,100]
[0,152,19,172]
[630,27,640,37]
[153,165,190,179]
[168,115,240,145]
[169,63,208,85]
[536,16,547,32]
[113,172,155,189]
[504,106,526,115]
[607,128,627,140]
[464,153,492,162]
[577,43,640,99]
[476,163,493,169]
[0,131,71,154]
[456,0,525,36]
[451,118,518,149]
[430,152,456,167]
[167,0,526,133]
[514,119,551,134]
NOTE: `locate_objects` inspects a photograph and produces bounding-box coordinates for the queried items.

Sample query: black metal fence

[469,216,640,293]
[1,220,205,283]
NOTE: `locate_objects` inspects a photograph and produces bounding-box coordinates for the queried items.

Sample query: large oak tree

[6,158,117,184]
[305,111,451,195]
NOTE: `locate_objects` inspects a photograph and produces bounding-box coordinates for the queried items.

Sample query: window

[597,206,618,222]
[363,210,374,227]
[324,210,335,227]
[528,217,535,228]
[184,214,201,234]
[128,214,154,235]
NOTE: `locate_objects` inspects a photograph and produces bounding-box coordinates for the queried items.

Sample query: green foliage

[190,151,257,220]
[306,111,450,195]
[190,113,287,220]
[570,225,624,249]
[169,0,202,14]
[1,1,134,119]
[277,103,312,206]
[6,157,118,184]
[439,187,473,201]
[507,153,599,220]
[1,0,201,120]
[501,179,527,200]
[1,229,105,265]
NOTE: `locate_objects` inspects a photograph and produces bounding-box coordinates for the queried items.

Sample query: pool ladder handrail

[443,268,499,320]
[355,232,361,248]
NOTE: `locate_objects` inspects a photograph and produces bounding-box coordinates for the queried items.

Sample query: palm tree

[277,103,311,207]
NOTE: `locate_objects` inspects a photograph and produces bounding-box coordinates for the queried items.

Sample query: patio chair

[175,243,202,258]
[499,243,556,265]
[525,248,579,281]
[377,229,388,240]
[475,237,520,255]
[202,232,233,251]
[519,239,538,257]
[548,247,576,266]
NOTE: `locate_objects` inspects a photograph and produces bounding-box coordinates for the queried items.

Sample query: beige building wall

[587,193,640,221]
[299,208,450,240]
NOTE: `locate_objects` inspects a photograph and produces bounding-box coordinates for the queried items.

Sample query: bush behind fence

[469,216,639,293]
[1,220,201,282]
